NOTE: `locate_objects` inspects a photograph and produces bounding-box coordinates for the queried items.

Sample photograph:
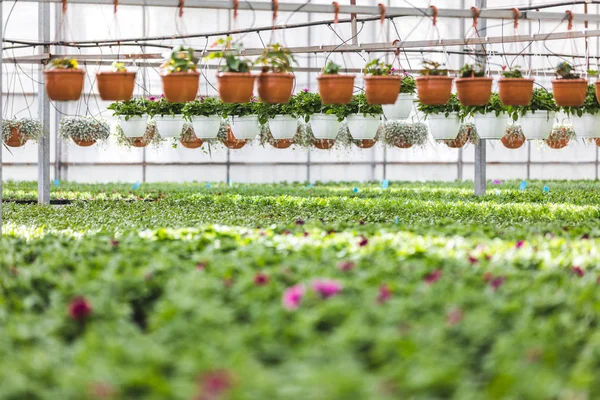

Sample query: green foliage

[381,121,427,147]
[255,43,296,73]
[294,90,346,122]
[221,98,259,118]
[555,61,580,79]
[204,37,253,73]
[364,59,394,76]
[459,63,485,78]
[507,88,558,121]
[146,97,185,117]
[254,96,299,125]
[461,93,507,118]
[323,61,340,75]
[160,46,199,74]
[108,98,149,120]
[563,84,600,116]
[345,93,383,117]
[502,66,524,78]
[417,93,461,117]
[182,97,224,120]
[58,117,110,142]
[419,60,448,76]
[400,74,416,94]
[2,118,43,142]
[47,57,79,69]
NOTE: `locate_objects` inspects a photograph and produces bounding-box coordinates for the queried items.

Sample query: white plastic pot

[570,114,600,138]
[230,115,260,140]
[519,112,556,140]
[191,115,221,139]
[310,114,341,139]
[119,116,148,138]
[382,93,414,120]
[427,113,461,140]
[268,115,298,139]
[154,115,185,138]
[473,114,509,139]
[346,114,381,139]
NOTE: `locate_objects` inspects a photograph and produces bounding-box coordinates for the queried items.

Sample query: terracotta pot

[355,139,377,149]
[72,138,96,147]
[44,69,85,101]
[96,71,136,101]
[257,73,294,104]
[415,76,454,105]
[317,75,355,104]
[498,78,534,106]
[271,138,294,149]
[161,71,200,102]
[596,82,600,105]
[394,137,413,149]
[181,136,204,149]
[5,127,27,147]
[129,137,149,148]
[594,138,600,147]
[443,132,469,148]
[501,133,526,149]
[364,76,401,105]
[217,73,256,103]
[545,134,570,149]
[313,139,335,150]
[455,77,493,106]
[222,126,247,149]
[552,79,587,107]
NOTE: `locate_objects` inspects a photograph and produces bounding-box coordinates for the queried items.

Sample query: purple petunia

[311,279,343,298]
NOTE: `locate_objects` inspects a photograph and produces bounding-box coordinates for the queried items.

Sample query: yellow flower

[71,59,79,69]
[176,67,181,72]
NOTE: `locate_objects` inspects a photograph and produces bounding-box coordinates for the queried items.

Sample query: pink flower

[302,88,310,93]
[424,269,442,284]
[196,370,233,399]
[358,236,369,247]
[160,94,165,99]
[254,272,269,286]
[337,260,355,272]
[516,240,524,249]
[490,276,505,291]
[282,284,305,310]
[69,296,92,321]
[492,179,502,185]
[311,279,343,298]
[468,255,478,264]
[148,96,156,101]
[572,266,585,277]
[377,284,392,304]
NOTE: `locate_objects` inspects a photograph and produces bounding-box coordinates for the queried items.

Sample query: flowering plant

[2,118,43,144]
[111,61,127,73]
[58,116,110,142]
[419,60,448,76]
[502,66,524,78]
[204,37,253,73]
[107,98,148,120]
[255,43,296,73]
[146,96,185,117]
[47,57,79,70]
[221,97,259,118]
[294,90,346,122]
[400,74,416,94]
[254,96,299,125]
[322,61,341,75]
[182,97,224,120]
[418,93,461,117]
[344,93,383,117]
[160,46,199,74]
[382,121,428,147]
[364,59,394,76]
[555,61,580,79]
[459,63,485,78]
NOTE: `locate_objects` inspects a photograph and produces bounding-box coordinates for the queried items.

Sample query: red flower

[424,269,442,284]
[515,240,525,249]
[337,260,355,272]
[196,370,233,400]
[254,272,269,286]
[358,236,369,247]
[110,239,119,247]
[490,276,505,291]
[468,255,478,264]
[69,296,92,321]
[377,284,392,304]
[295,219,305,226]
[572,266,585,277]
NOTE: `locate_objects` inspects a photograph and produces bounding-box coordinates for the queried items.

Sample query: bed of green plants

[2,180,600,399]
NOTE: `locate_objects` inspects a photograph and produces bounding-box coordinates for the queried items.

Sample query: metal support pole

[38,2,51,204]
[0,0,4,235]
[350,0,357,45]
[474,0,486,195]
[142,3,147,182]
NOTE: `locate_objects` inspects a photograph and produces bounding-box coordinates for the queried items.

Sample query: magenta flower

[199,370,233,396]
[69,296,92,321]
[312,279,343,298]
[296,219,305,226]
[110,238,119,247]
[160,94,165,98]
[148,96,156,101]
[254,272,269,286]
[468,255,478,264]
[337,260,355,272]
[282,284,305,310]
[582,234,590,240]
[358,236,369,247]
[303,231,310,237]
[490,276,505,291]
[302,88,310,93]
[516,240,525,249]
[424,269,442,284]
[492,179,502,185]
[377,284,392,304]
[572,266,585,277]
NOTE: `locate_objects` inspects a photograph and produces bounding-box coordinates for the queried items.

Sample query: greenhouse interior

[2,0,600,398]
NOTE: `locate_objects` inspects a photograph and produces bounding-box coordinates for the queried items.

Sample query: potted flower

[508,88,558,140]
[146,96,185,138]
[204,37,255,103]
[295,90,344,149]
[317,61,355,104]
[345,93,383,140]
[182,97,223,141]
[96,61,136,101]
[107,97,148,139]
[552,61,587,107]
[44,57,84,101]
[363,59,401,105]
[415,60,453,105]
[461,93,509,139]
[160,46,200,103]
[2,118,43,147]
[501,124,526,149]
[222,98,261,141]
[498,66,534,106]
[255,95,298,140]
[382,73,416,120]
[417,93,461,140]
[58,116,110,146]
[255,43,296,104]
[382,120,428,149]
[545,123,575,149]
[567,84,600,138]
[455,63,493,106]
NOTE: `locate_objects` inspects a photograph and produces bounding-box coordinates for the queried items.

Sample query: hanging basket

[271,138,294,149]
[427,113,461,140]
[180,136,204,149]
[394,137,413,149]
[519,112,555,140]
[44,69,85,101]
[382,93,414,120]
[96,72,136,101]
[5,128,27,147]
[257,73,294,104]
[130,136,150,148]
[473,114,509,139]
[72,138,96,147]
[570,114,600,138]
[455,77,493,106]
[545,126,573,149]
[346,115,380,139]
[355,138,377,149]
[120,116,148,138]
[415,76,453,105]
[317,75,355,104]
[191,116,222,139]
[222,125,248,149]
[217,73,256,103]
[444,131,469,148]
[268,115,298,139]
[313,139,336,150]
[596,81,600,104]
[154,115,185,138]
[230,115,260,140]
[498,78,534,106]
[161,71,200,102]
[310,114,341,139]
[501,126,526,149]
[364,76,401,105]
[551,79,587,107]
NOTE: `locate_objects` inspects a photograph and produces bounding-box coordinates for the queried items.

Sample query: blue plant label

[205,183,211,188]
[53,179,59,186]
[519,180,527,191]
[381,180,389,189]
[353,187,359,193]
[307,183,314,189]
[228,179,232,187]
[543,185,549,193]
[496,189,501,195]
[394,216,399,224]
[132,182,141,190]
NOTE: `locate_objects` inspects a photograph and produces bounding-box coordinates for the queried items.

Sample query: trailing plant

[258,123,305,147]
[204,37,253,73]
[502,66,524,78]
[419,60,448,76]
[400,74,416,94]
[255,43,296,73]
[382,121,428,147]
[221,97,259,118]
[507,88,558,121]
[182,97,224,120]
[322,61,341,75]
[107,97,148,120]
[502,123,526,146]
[547,123,576,142]
[418,93,461,117]
[563,85,600,116]
[46,57,78,70]
[2,118,43,143]
[461,93,507,119]
[58,116,110,142]
[294,90,346,122]
[254,96,299,125]
[146,96,185,117]
[345,93,383,117]
[364,59,394,76]
[160,46,199,74]
[459,63,485,78]
[114,119,163,148]
[555,61,580,79]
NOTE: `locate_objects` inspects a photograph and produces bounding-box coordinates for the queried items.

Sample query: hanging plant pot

[217,73,256,103]
[551,79,587,106]
[154,115,185,138]
[569,114,600,138]
[595,138,600,147]
[257,73,294,104]
[545,126,574,149]
[596,82,600,104]
[180,136,204,149]
[519,112,556,140]
[382,94,414,120]
[501,125,526,149]
[271,138,294,149]
[5,128,27,147]
[317,75,355,104]
[498,78,534,106]
[310,114,341,139]
[120,116,148,138]
[130,137,149,148]
[443,130,469,148]
[313,139,335,150]
[161,71,200,102]
[222,125,248,149]
[96,72,136,101]
[72,138,96,147]
[364,76,401,105]
[473,114,509,139]
[455,77,493,106]
[346,115,381,140]
[415,76,453,105]
[355,138,377,149]
[191,116,222,139]
[268,115,298,139]
[427,113,461,140]
[230,115,260,140]
[394,137,413,149]
[44,69,85,101]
